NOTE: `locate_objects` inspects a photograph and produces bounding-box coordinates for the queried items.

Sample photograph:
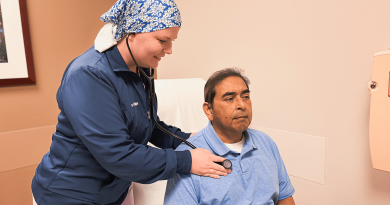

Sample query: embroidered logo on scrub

[131,102,139,107]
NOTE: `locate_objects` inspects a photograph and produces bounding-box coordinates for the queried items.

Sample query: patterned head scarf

[95,0,182,52]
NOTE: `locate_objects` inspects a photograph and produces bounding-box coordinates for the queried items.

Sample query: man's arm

[268,138,295,203]
[277,196,295,205]
[164,174,198,205]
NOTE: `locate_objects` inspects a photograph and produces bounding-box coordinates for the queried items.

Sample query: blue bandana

[101,0,182,41]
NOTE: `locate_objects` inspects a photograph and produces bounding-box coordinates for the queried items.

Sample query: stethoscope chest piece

[216,159,232,169]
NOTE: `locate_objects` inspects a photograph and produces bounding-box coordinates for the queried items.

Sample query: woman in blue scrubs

[31,0,229,204]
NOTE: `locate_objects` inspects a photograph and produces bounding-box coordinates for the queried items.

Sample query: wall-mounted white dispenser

[368,50,390,173]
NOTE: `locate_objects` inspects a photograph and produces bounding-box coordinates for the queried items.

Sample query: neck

[116,38,138,73]
[212,123,244,144]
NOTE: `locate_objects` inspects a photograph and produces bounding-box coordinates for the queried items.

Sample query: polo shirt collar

[103,45,153,80]
[203,122,256,156]
[241,129,257,156]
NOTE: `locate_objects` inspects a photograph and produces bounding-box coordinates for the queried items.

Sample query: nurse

[31,0,230,204]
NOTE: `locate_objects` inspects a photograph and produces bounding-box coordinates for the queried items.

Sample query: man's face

[204,76,252,138]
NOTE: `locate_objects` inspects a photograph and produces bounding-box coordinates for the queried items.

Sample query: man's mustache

[233,112,249,119]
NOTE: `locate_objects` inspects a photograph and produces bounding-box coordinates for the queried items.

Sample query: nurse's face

[203,76,252,140]
[127,27,180,69]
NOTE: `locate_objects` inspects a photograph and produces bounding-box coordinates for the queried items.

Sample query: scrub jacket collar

[104,45,150,75]
[104,45,130,72]
[203,122,257,157]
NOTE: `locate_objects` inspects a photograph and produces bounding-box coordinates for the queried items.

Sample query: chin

[139,61,157,69]
[149,64,158,69]
[236,123,250,132]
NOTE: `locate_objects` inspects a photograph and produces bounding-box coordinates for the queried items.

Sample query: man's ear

[203,102,213,122]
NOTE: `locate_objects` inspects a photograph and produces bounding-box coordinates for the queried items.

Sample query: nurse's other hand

[189,148,231,179]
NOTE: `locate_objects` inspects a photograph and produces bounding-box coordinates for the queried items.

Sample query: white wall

[158,0,390,204]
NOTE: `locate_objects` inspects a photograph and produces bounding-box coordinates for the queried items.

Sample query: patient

[164,68,295,205]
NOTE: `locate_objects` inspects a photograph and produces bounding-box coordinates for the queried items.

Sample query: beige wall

[158,0,390,204]
[0,1,116,204]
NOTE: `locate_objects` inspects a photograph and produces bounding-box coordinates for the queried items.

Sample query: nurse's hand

[189,148,231,179]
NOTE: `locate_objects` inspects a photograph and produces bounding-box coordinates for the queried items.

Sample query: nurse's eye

[158,39,167,43]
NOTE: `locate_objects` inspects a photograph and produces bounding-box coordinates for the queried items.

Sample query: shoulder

[246,128,280,154]
[71,46,106,68]
[61,47,113,85]
[247,128,276,144]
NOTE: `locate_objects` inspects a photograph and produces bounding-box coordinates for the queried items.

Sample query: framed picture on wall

[0,0,35,87]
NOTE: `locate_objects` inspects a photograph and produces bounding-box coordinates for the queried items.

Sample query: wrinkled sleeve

[58,66,190,183]
[270,141,295,200]
[164,174,198,205]
[149,119,192,174]
[164,144,199,205]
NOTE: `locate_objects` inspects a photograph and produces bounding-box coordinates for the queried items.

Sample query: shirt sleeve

[164,173,198,205]
[58,66,189,183]
[149,119,192,174]
[164,142,199,205]
[270,141,295,200]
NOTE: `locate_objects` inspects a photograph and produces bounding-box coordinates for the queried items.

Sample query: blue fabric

[32,45,191,205]
[164,122,295,205]
[101,0,182,41]
[32,179,129,205]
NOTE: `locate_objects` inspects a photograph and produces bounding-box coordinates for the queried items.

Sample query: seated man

[164,68,295,205]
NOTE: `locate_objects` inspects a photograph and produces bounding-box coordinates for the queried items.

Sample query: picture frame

[0,0,35,87]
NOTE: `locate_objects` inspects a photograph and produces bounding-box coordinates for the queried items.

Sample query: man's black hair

[204,67,250,108]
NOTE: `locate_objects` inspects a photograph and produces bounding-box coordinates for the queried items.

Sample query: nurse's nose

[164,42,173,54]
[164,47,172,54]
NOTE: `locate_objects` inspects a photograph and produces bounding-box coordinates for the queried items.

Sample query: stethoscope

[125,33,232,170]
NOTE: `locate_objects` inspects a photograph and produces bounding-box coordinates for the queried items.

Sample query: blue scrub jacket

[32,46,191,205]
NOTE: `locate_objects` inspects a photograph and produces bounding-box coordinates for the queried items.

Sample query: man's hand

[189,148,231,179]
[190,132,197,137]
[277,196,295,205]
